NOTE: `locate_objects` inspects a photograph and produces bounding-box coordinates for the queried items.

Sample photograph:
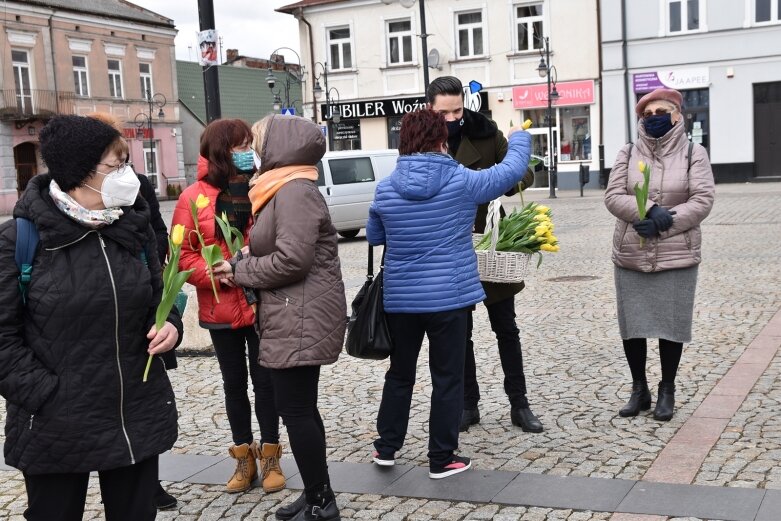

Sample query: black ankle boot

[618,380,652,417]
[290,485,340,521]
[459,407,480,432]
[276,491,306,520]
[510,407,544,433]
[653,382,675,421]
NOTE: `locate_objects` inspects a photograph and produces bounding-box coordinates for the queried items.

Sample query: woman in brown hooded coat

[214,114,346,521]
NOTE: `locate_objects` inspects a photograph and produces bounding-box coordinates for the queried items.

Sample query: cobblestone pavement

[1,183,780,519]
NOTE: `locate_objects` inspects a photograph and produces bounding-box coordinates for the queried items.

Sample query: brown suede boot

[226,442,258,493]
[259,442,286,493]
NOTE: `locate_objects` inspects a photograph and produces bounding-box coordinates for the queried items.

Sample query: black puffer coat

[0,175,181,475]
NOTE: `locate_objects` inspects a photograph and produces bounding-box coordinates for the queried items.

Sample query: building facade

[278,0,601,189]
[0,0,184,213]
[601,0,781,182]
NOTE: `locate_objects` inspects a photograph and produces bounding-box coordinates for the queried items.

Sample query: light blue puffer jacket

[366,131,531,313]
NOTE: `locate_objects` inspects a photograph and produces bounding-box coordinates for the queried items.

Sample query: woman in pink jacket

[605,88,715,422]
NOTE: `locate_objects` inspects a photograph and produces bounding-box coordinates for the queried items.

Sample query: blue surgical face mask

[232,150,255,172]
[643,113,674,139]
[446,118,464,138]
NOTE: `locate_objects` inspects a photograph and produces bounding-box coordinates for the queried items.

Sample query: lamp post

[380,0,430,91]
[134,88,166,187]
[312,62,341,124]
[266,47,304,114]
[536,36,559,199]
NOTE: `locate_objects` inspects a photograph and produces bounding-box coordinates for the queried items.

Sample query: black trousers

[270,365,329,502]
[464,296,528,409]
[210,326,279,445]
[23,456,158,521]
[374,307,469,466]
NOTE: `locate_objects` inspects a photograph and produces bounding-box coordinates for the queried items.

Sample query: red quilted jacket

[172,157,255,329]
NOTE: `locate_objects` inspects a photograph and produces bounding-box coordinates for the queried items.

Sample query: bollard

[579,164,590,197]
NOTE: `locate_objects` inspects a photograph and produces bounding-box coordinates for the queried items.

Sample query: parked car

[316,149,398,238]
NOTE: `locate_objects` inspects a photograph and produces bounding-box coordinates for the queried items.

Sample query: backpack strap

[15,218,40,305]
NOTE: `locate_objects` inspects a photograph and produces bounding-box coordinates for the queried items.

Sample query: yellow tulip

[547,234,558,244]
[534,225,549,237]
[551,244,560,252]
[522,119,533,130]
[195,194,210,209]
[540,243,555,252]
[533,214,549,222]
[171,224,185,246]
[638,160,646,173]
[535,205,550,213]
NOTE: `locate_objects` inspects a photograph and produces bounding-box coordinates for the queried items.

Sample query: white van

[316,149,399,238]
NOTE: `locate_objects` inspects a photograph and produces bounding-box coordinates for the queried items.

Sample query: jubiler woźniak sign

[320,92,489,121]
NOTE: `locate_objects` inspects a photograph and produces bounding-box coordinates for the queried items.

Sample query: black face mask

[643,113,674,138]
[446,118,464,138]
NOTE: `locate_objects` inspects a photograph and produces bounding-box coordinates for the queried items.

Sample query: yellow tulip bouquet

[143,223,194,382]
[189,194,224,303]
[635,160,652,247]
[474,202,559,268]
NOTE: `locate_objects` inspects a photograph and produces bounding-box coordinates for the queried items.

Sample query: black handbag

[345,244,393,360]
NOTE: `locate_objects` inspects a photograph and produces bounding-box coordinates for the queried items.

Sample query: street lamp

[134,88,166,187]
[380,0,430,91]
[536,36,559,199]
[313,62,341,124]
[266,47,304,114]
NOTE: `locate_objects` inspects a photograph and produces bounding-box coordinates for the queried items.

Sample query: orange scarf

[248,165,319,215]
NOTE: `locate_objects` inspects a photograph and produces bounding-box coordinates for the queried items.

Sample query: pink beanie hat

[635,88,683,117]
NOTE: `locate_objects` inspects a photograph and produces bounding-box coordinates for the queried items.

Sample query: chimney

[226,49,239,62]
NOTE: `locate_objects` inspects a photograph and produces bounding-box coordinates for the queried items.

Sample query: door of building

[14,142,37,194]
[754,82,781,178]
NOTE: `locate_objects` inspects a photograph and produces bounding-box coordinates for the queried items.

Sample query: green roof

[176,61,304,125]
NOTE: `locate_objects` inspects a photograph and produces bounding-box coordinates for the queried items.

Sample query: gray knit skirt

[614,265,698,343]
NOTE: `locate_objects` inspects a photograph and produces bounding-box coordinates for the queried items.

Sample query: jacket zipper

[29,414,34,430]
[98,233,136,465]
[652,141,665,270]
[45,231,93,251]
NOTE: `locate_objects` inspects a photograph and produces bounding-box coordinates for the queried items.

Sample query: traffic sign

[280,107,296,116]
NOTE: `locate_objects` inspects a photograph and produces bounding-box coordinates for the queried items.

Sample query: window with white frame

[107,59,123,98]
[327,26,353,70]
[456,11,484,58]
[139,63,153,99]
[72,56,89,97]
[667,0,703,32]
[12,49,33,113]
[755,0,780,22]
[516,3,544,51]
[144,144,159,191]
[387,19,413,65]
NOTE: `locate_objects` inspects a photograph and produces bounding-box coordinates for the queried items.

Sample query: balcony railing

[0,89,76,121]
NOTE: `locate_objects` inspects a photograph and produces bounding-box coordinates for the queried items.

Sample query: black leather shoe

[511,407,543,433]
[619,380,652,417]
[276,492,307,520]
[154,482,177,510]
[653,382,676,421]
[459,407,480,432]
[290,500,341,521]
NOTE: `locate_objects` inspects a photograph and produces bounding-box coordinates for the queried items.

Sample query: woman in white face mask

[0,115,182,521]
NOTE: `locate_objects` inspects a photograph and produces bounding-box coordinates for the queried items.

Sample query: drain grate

[546,275,601,282]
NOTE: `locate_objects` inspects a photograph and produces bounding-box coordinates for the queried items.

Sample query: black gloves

[633,219,658,239]
[647,205,675,232]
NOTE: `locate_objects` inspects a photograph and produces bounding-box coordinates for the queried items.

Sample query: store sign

[332,120,360,141]
[512,80,595,109]
[321,92,489,120]
[633,68,709,93]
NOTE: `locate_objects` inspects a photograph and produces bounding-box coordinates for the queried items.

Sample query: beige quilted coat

[605,122,715,272]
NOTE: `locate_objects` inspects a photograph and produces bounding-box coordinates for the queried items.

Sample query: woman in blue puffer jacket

[367,109,531,479]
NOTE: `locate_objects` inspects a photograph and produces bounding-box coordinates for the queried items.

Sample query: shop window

[523,108,557,163]
[456,10,484,58]
[387,116,403,149]
[559,106,591,161]
[328,26,353,71]
[329,119,361,151]
[515,3,544,52]
[387,19,413,65]
[681,88,710,153]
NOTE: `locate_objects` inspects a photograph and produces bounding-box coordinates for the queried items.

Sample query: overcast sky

[129,1,302,65]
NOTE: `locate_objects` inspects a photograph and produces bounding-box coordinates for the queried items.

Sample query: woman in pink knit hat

[604,87,715,422]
